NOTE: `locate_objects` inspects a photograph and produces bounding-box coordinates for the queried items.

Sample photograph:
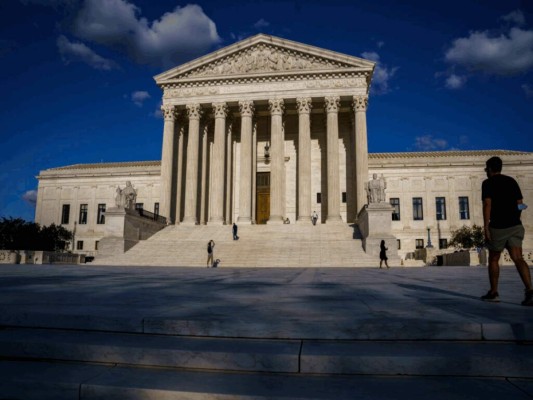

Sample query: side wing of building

[35,161,161,255]
[369,150,533,258]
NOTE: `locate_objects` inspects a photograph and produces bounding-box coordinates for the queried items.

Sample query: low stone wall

[0,250,85,264]
[441,250,486,267]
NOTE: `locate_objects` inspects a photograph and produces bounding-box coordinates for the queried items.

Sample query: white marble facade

[155,34,373,227]
[34,35,533,259]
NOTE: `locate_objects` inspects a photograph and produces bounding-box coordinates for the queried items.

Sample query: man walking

[481,156,532,306]
[232,223,238,240]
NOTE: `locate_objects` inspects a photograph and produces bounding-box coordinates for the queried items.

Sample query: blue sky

[1,0,532,221]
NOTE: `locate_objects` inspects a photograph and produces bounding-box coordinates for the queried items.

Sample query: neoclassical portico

[155,34,374,226]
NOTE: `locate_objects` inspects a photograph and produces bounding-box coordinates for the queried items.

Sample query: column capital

[352,95,369,112]
[296,97,313,114]
[212,102,228,119]
[161,105,177,121]
[268,98,285,115]
[324,96,340,113]
[186,103,203,120]
[239,100,255,117]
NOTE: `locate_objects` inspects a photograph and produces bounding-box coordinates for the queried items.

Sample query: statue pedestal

[357,203,400,263]
[98,207,166,257]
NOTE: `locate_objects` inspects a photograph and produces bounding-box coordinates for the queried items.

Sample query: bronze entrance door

[256,172,270,224]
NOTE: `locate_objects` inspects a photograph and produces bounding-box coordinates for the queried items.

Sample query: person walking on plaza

[232,223,238,240]
[207,240,215,267]
[379,240,389,269]
[481,156,533,306]
[312,211,318,226]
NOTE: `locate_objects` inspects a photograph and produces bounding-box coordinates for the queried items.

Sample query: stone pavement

[0,264,532,399]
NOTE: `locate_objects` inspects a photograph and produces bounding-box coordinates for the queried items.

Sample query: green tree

[0,217,72,251]
[449,224,484,250]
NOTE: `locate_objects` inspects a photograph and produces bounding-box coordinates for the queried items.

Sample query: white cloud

[445,26,533,76]
[22,190,37,207]
[253,19,270,29]
[71,0,221,68]
[414,135,449,151]
[522,83,533,97]
[361,51,398,94]
[131,90,150,107]
[501,10,526,27]
[56,35,118,70]
[445,74,467,89]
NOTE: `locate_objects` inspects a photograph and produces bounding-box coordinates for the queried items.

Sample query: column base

[326,216,344,224]
[267,215,285,225]
[237,216,253,225]
[181,217,198,226]
[207,220,225,226]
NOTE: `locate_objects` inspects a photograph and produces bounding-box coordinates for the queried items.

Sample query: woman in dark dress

[379,240,390,269]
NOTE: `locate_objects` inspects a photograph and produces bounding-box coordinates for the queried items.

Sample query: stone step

[0,327,300,373]
[2,327,533,378]
[95,224,386,267]
[1,360,532,400]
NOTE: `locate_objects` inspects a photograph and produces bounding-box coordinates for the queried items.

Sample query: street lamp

[426,226,433,248]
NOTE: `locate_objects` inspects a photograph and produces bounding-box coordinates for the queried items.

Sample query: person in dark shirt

[481,156,532,306]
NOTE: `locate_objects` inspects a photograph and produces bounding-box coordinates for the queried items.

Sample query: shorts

[487,225,525,252]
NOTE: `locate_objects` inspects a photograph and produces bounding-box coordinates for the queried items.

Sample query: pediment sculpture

[183,45,346,78]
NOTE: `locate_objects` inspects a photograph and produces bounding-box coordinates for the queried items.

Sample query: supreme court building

[35,35,533,262]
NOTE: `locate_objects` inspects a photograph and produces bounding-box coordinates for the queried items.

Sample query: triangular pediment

[155,34,374,84]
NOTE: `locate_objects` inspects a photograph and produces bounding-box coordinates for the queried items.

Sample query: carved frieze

[164,87,219,99]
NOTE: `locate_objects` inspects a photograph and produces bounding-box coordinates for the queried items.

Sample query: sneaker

[481,290,500,302]
[522,290,533,306]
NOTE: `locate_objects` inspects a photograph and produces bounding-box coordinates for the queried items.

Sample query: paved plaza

[0,264,532,399]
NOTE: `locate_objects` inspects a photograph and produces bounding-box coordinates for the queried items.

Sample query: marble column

[353,95,369,216]
[325,96,342,223]
[238,100,254,223]
[182,103,202,225]
[225,117,233,224]
[297,97,312,223]
[268,98,285,224]
[200,122,209,224]
[209,102,227,224]
[160,105,177,223]
[252,120,257,224]
[174,123,185,224]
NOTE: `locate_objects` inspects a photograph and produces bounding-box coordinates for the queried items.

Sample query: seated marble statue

[115,181,137,209]
[365,174,387,204]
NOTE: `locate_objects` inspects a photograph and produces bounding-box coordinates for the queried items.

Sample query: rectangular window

[95,241,99,250]
[415,239,424,249]
[97,204,106,224]
[79,204,88,224]
[436,197,447,221]
[76,240,84,250]
[342,192,347,203]
[397,239,401,250]
[413,197,423,220]
[135,203,144,211]
[439,238,448,249]
[316,193,321,204]
[390,198,400,221]
[459,196,470,220]
[61,204,70,225]
[154,202,160,216]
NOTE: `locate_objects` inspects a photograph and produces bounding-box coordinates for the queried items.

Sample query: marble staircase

[95,223,388,267]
